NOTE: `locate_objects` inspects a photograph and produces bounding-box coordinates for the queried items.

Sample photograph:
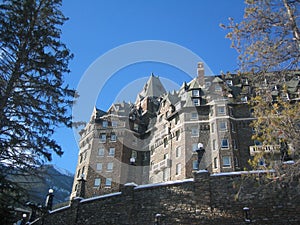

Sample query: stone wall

[34,170,300,225]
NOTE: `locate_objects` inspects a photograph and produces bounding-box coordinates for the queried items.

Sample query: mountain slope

[8,164,74,205]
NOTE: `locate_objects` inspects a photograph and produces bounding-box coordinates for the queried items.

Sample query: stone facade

[71,63,300,199]
[35,170,300,225]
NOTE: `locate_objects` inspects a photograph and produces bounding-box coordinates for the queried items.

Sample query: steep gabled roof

[136,74,167,102]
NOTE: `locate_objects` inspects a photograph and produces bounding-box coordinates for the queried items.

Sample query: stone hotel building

[70,62,300,199]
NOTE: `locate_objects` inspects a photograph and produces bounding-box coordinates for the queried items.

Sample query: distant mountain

[8,164,74,206]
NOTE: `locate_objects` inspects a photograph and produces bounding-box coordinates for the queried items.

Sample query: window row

[101,120,118,128]
[76,166,85,178]
[96,162,114,171]
[212,139,230,150]
[211,121,230,133]
[213,156,230,169]
[94,178,112,187]
[99,133,117,143]
[98,147,115,157]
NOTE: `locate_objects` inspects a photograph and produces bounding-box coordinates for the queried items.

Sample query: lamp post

[243,207,251,223]
[154,213,161,225]
[20,213,27,225]
[45,189,54,211]
[196,143,205,170]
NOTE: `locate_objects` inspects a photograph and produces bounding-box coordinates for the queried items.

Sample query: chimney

[197,62,205,87]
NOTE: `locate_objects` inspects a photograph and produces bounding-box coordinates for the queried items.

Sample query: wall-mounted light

[130,157,136,165]
[243,207,251,223]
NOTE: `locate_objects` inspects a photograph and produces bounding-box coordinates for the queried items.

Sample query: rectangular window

[217,106,225,115]
[193,98,200,106]
[110,133,116,142]
[163,137,168,148]
[211,122,214,133]
[96,163,102,171]
[100,134,106,143]
[111,121,118,127]
[222,156,231,168]
[94,178,101,187]
[214,157,218,169]
[176,146,181,158]
[191,112,198,120]
[192,143,198,152]
[108,148,115,156]
[241,96,248,102]
[164,153,169,159]
[98,148,105,156]
[192,89,200,97]
[215,85,222,91]
[254,140,262,146]
[175,130,180,141]
[191,127,199,137]
[134,123,139,131]
[226,80,233,86]
[105,178,112,187]
[175,115,180,124]
[221,139,229,148]
[176,163,181,175]
[102,121,108,128]
[107,162,113,171]
[234,157,239,167]
[212,139,216,150]
[192,160,199,170]
[232,139,237,149]
[219,121,227,131]
[231,122,235,132]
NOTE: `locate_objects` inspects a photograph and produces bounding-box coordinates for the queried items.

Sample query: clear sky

[52,0,246,173]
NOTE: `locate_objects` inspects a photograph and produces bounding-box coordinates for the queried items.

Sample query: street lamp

[196,143,205,170]
[45,189,54,211]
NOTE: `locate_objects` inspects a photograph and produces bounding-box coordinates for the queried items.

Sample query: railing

[249,145,280,156]
[150,158,172,174]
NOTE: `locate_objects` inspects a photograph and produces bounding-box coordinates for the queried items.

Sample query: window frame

[94,178,101,187]
[221,139,229,149]
[222,156,231,168]
[108,147,115,157]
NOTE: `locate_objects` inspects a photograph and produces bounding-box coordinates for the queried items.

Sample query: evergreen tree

[0,0,74,221]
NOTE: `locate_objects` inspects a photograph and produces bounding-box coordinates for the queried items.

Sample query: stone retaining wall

[33,170,300,225]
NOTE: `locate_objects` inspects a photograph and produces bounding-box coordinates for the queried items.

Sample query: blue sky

[52,0,246,173]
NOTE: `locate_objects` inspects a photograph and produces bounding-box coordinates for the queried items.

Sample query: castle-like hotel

[70,62,299,199]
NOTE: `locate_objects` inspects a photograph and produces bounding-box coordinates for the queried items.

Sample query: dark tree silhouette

[0,0,75,222]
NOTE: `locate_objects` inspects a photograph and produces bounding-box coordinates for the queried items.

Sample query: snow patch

[81,192,122,203]
[52,164,74,177]
[135,178,194,190]
[211,170,275,177]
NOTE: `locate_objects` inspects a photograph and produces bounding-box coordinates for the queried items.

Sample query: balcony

[151,158,172,174]
[249,145,280,156]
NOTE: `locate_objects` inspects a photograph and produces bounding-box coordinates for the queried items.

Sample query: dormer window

[242,78,249,85]
[192,89,200,97]
[205,82,211,88]
[215,85,222,91]
[193,99,200,106]
[226,80,233,86]
[241,96,248,103]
